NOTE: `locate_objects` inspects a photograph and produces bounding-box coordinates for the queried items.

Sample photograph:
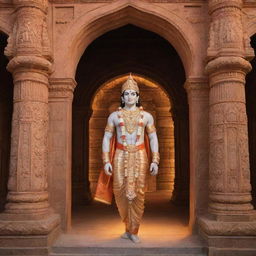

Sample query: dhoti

[113,143,148,234]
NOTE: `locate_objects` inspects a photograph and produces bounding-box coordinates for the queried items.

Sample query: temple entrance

[70,25,190,241]
[246,34,256,209]
[0,32,13,212]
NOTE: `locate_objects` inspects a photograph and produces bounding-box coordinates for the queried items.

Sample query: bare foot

[120,232,130,239]
[129,234,140,243]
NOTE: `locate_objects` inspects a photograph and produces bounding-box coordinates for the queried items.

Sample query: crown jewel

[121,74,139,94]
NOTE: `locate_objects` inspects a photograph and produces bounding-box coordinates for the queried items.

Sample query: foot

[120,232,130,239]
[129,234,140,243]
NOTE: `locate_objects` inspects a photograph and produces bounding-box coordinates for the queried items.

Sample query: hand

[150,162,158,176]
[104,162,112,176]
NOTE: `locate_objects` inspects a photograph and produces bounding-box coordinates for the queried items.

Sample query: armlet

[146,124,156,134]
[105,123,115,133]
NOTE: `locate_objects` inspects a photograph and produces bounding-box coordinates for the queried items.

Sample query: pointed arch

[53,0,196,79]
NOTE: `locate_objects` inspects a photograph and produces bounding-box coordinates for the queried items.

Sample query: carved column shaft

[6,58,51,215]
[207,57,253,219]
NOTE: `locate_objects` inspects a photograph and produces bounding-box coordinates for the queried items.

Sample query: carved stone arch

[53,0,196,79]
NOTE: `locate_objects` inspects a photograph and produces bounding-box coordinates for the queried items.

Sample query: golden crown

[121,74,139,94]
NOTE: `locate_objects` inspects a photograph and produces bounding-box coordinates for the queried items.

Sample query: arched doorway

[71,25,189,238]
[0,32,13,212]
[48,1,205,233]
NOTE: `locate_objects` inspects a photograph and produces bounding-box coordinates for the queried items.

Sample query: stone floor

[50,191,207,255]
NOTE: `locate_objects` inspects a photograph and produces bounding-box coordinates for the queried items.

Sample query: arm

[146,113,160,176]
[102,114,115,175]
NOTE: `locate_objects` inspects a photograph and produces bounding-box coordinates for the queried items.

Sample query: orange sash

[94,136,116,205]
[94,134,150,205]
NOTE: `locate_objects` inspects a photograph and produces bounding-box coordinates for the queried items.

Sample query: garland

[118,106,144,147]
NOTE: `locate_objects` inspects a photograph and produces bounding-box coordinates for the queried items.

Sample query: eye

[124,92,129,96]
[131,92,136,96]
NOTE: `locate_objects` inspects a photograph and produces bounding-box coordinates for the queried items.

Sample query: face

[122,90,139,106]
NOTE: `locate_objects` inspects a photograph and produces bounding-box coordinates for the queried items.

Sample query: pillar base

[0,212,60,256]
[198,214,256,256]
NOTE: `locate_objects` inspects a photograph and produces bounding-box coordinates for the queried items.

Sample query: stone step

[50,254,206,256]
[50,246,208,256]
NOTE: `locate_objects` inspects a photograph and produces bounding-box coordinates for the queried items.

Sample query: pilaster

[184,77,209,230]
[48,77,76,231]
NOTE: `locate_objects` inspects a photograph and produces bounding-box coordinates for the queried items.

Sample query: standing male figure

[102,74,160,243]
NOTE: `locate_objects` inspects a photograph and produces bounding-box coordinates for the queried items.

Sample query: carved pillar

[207,58,253,217]
[48,78,76,231]
[184,78,209,229]
[171,106,189,206]
[199,0,256,254]
[0,0,60,253]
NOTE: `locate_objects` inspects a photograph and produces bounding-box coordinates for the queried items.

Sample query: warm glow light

[68,192,191,247]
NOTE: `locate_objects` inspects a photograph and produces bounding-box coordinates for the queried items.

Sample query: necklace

[121,108,140,134]
[118,106,144,147]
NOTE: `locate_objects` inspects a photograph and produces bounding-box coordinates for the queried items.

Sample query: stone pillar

[48,78,76,231]
[199,0,256,254]
[184,78,209,230]
[171,106,189,206]
[0,0,60,254]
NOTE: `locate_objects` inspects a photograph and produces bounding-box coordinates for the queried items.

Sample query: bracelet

[105,123,114,133]
[102,152,110,164]
[152,152,160,165]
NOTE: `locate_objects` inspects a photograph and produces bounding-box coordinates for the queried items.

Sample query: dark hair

[120,91,141,108]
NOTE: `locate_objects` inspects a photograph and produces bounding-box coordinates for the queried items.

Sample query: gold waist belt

[116,143,145,153]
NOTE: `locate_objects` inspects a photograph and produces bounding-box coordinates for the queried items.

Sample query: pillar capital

[184,77,209,104]
[13,0,48,12]
[208,0,243,15]
[49,78,77,98]
[206,56,252,76]
[185,77,208,91]
[7,56,52,75]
